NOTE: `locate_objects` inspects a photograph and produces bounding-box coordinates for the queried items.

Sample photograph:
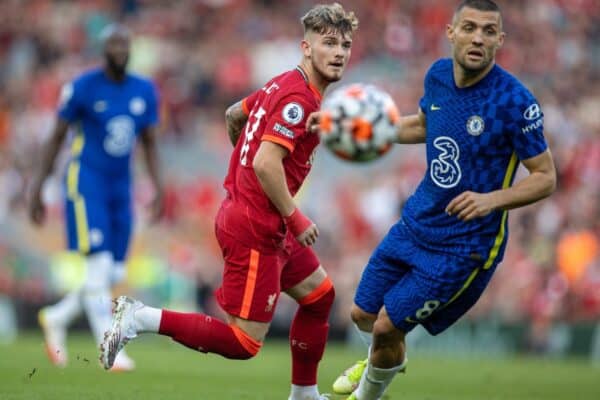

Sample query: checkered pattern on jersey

[402,59,547,262]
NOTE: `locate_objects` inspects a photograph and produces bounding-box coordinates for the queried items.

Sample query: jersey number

[240,106,266,166]
[430,136,461,188]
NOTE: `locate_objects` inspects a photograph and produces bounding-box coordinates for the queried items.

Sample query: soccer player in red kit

[100,3,358,399]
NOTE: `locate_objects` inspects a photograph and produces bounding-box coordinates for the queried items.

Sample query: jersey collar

[296,66,322,102]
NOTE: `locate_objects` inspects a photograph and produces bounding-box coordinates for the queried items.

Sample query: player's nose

[471,31,484,45]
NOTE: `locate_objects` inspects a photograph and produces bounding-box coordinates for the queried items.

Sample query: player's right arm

[28,118,70,225]
[392,108,426,144]
[252,141,318,247]
[225,100,248,146]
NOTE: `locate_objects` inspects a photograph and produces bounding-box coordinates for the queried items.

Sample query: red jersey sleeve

[262,94,314,153]
[241,88,261,116]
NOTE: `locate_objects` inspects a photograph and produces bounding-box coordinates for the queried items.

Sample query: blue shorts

[64,162,132,262]
[354,221,498,335]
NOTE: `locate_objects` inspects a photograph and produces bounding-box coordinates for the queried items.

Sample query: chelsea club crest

[466,115,485,136]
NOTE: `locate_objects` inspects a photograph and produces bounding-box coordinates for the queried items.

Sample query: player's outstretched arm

[446,149,556,221]
[393,109,426,144]
[28,118,70,226]
[253,141,318,247]
[225,100,248,146]
[139,125,164,223]
[306,108,426,144]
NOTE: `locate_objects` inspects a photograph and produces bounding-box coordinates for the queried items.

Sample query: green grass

[1,333,599,400]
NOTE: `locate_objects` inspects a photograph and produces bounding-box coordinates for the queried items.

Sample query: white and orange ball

[319,83,399,162]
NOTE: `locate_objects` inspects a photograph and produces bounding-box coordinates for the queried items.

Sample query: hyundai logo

[524,103,541,121]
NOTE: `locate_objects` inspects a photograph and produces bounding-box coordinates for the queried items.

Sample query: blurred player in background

[100,3,356,399]
[29,24,163,371]
[307,1,556,399]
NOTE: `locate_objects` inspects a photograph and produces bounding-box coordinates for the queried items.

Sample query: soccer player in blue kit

[322,1,557,398]
[29,24,163,371]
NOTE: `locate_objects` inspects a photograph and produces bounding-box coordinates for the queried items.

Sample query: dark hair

[301,3,359,36]
[456,0,501,14]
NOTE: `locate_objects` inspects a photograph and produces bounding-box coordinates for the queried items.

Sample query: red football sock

[290,280,335,385]
[159,310,260,360]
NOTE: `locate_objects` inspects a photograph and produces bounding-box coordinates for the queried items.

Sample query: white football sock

[288,384,320,400]
[355,358,407,400]
[81,251,113,345]
[110,261,127,286]
[134,305,162,333]
[44,290,83,327]
[354,323,373,348]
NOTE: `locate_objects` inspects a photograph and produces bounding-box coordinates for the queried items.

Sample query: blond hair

[301,3,359,36]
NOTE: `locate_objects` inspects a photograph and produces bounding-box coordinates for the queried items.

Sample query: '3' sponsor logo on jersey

[430,136,462,188]
[104,116,135,157]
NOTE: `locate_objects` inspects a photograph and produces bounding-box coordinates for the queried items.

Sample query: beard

[105,54,128,77]
[455,49,492,76]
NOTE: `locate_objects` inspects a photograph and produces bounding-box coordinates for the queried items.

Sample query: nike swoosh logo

[430,104,441,111]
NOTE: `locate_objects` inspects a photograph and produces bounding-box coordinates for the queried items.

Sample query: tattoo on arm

[225,101,248,146]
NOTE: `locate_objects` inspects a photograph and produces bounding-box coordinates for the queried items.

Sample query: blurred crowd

[0,0,599,350]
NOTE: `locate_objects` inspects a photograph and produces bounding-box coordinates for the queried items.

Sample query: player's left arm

[253,141,318,247]
[446,149,556,221]
[225,100,248,146]
[139,125,164,222]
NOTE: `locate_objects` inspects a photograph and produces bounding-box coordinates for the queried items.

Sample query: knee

[372,315,404,345]
[298,278,335,318]
[350,304,377,331]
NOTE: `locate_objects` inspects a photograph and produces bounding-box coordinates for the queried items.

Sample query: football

[319,83,399,162]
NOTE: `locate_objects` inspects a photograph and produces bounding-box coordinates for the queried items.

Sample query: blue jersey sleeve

[506,90,548,160]
[141,82,159,130]
[57,80,83,122]
[418,66,432,116]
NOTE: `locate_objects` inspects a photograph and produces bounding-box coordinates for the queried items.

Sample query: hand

[296,223,319,247]
[305,111,323,134]
[445,191,496,222]
[147,190,164,224]
[28,187,46,226]
[284,207,319,247]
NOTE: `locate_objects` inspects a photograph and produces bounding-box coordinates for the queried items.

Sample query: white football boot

[38,307,68,367]
[110,349,136,372]
[100,296,142,370]
[287,395,331,400]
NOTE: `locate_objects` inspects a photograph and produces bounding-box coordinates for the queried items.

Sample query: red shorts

[214,226,320,323]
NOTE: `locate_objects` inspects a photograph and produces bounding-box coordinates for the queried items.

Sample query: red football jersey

[219,67,322,249]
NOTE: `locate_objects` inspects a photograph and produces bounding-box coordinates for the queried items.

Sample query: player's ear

[446,24,455,44]
[301,38,312,58]
[496,32,505,49]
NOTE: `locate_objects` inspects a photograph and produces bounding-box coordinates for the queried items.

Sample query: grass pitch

[1,333,599,400]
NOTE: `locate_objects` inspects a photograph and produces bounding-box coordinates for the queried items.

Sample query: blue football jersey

[402,59,547,265]
[58,68,159,177]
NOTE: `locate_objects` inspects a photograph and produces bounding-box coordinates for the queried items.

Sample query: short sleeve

[141,82,159,129]
[419,64,434,116]
[418,93,428,116]
[57,81,81,122]
[242,88,261,116]
[262,94,312,153]
[506,91,548,160]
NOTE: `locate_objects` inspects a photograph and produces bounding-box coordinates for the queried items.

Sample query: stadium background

[0,0,599,365]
